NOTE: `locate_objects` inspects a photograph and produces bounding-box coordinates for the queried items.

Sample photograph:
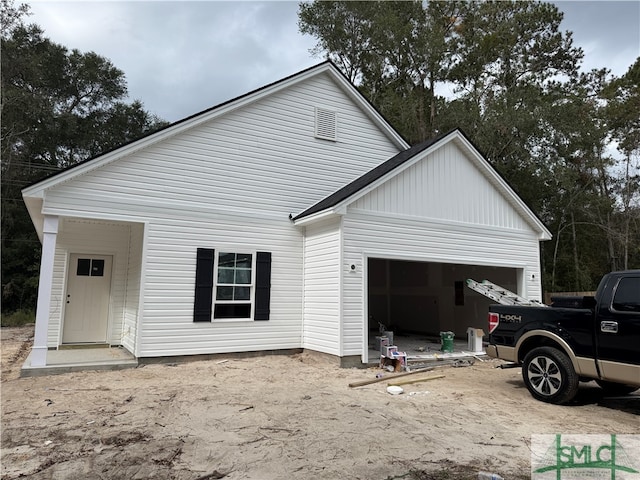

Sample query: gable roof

[292,130,449,221]
[292,128,552,241]
[22,61,409,198]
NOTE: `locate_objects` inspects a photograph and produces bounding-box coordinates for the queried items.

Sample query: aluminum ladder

[466,278,548,307]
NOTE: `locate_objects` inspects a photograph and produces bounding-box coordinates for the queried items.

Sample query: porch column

[30,215,59,367]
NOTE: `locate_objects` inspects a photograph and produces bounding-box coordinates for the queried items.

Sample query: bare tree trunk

[624,221,629,270]
[551,222,563,291]
[593,145,619,272]
[417,96,426,142]
[606,212,618,272]
[622,153,632,270]
[571,211,580,290]
[429,71,436,138]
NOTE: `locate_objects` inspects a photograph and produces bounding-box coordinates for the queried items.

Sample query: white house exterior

[22,62,551,368]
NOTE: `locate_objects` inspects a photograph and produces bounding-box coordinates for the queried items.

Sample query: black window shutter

[194,248,215,322]
[254,251,271,321]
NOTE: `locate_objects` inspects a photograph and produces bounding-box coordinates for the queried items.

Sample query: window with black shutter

[193,249,272,322]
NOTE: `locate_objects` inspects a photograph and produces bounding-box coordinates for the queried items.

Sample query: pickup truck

[486,270,640,404]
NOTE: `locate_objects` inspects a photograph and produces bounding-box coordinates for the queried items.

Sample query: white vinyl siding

[122,223,144,353]
[48,250,67,347]
[48,219,133,347]
[43,73,400,220]
[38,71,400,356]
[302,218,342,355]
[137,217,303,356]
[351,141,532,231]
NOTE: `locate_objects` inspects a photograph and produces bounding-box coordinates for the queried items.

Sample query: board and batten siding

[48,219,132,347]
[37,71,402,356]
[350,141,531,230]
[302,218,342,355]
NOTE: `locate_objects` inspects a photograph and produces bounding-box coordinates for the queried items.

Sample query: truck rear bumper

[487,344,517,363]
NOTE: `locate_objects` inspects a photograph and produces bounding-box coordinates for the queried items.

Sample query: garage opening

[367,258,519,359]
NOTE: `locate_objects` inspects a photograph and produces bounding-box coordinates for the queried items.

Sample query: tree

[300,0,465,142]
[1,2,168,315]
[0,0,28,39]
[299,0,583,166]
[441,1,583,207]
[605,58,640,157]
[602,59,640,271]
[298,1,377,84]
[299,0,639,291]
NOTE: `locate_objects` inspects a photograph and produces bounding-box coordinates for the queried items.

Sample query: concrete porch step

[21,346,138,377]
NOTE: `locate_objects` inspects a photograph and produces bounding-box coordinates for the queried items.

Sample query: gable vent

[315,108,337,141]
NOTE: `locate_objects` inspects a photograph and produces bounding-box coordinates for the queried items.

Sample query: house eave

[292,208,345,227]
[538,231,553,241]
[22,196,44,241]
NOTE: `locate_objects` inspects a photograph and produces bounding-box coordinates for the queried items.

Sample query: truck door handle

[601,321,618,333]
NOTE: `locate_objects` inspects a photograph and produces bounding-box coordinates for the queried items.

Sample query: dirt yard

[1,326,638,480]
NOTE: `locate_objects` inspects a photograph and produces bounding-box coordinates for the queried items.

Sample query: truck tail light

[488,312,499,334]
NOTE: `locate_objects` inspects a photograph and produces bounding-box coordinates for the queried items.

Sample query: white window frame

[213,251,256,320]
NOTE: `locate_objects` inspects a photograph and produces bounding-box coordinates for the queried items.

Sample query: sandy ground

[1,326,638,480]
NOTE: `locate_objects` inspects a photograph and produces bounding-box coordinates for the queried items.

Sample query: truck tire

[595,380,639,396]
[522,347,579,404]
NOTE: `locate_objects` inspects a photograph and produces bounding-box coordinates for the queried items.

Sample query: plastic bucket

[440,331,454,353]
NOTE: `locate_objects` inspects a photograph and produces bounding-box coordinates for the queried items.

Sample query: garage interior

[367,258,519,359]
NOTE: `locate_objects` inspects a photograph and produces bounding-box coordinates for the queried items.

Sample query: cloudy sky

[26,1,640,123]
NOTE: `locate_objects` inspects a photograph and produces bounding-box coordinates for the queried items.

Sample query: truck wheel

[595,380,639,396]
[522,347,579,404]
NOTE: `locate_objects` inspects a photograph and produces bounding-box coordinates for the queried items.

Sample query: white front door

[62,254,113,343]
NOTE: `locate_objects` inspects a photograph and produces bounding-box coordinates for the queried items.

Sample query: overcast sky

[26,1,640,123]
